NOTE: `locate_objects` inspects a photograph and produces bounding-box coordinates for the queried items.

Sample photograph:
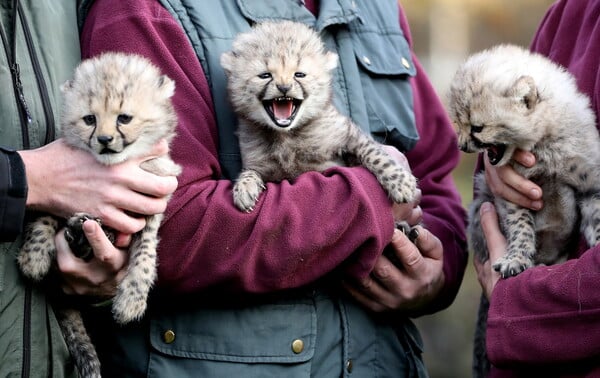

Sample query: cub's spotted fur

[18,52,181,378]
[447,44,600,377]
[221,20,417,213]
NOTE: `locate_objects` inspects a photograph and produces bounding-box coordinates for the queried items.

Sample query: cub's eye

[258,72,272,79]
[471,125,484,133]
[294,72,306,78]
[117,114,133,124]
[82,115,96,126]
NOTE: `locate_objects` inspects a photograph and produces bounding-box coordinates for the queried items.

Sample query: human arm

[81,0,398,294]
[343,6,469,316]
[474,201,600,365]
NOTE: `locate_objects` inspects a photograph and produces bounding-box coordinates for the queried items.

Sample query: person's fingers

[411,226,442,260]
[83,220,128,270]
[484,155,543,210]
[388,229,424,271]
[343,281,387,312]
[479,202,506,263]
[512,149,536,168]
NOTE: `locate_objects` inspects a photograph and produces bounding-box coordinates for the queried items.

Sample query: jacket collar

[237,0,360,31]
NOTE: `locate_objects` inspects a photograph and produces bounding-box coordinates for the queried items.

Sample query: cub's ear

[157,75,175,99]
[220,51,235,75]
[324,51,338,72]
[60,80,73,93]
[508,75,538,110]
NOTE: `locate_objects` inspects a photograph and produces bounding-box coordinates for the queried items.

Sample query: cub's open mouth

[486,144,507,165]
[263,97,302,127]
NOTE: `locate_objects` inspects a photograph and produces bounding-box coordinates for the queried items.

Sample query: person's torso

[0,2,80,377]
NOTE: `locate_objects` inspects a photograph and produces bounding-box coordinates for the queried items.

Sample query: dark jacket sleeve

[0,147,27,242]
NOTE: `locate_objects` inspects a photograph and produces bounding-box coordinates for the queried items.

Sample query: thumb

[138,138,169,163]
[389,228,424,270]
[479,202,506,263]
[82,220,118,263]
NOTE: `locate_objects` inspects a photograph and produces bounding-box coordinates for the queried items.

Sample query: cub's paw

[112,283,148,324]
[18,216,58,281]
[386,172,417,204]
[65,213,115,261]
[492,254,533,278]
[233,170,266,212]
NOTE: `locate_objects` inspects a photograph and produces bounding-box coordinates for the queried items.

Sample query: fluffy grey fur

[221,20,417,212]
[447,44,600,377]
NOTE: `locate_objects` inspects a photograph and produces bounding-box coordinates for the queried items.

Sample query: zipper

[22,284,32,378]
[17,0,55,144]
[0,5,31,148]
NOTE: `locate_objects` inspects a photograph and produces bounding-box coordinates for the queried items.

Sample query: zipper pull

[11,63,32,124]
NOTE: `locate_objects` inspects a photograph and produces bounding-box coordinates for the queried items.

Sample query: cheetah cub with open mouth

[221,20,417,216]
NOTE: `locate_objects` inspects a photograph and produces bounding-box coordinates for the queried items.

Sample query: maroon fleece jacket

[81,0,467,315]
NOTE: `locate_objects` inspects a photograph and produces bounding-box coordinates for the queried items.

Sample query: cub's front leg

[233,169,266,212]
[350,131,417,204]
[111,213,160,324]
[492,200,536,277]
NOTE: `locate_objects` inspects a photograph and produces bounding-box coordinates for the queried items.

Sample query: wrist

[18,148,43,210]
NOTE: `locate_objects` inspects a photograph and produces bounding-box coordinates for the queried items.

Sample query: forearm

[159,165,395,293]
[0,147,27,241]
[487,244,600,365]
[82,0,397,295]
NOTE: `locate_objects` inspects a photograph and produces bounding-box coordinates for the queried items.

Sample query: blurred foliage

[401,1,555,377]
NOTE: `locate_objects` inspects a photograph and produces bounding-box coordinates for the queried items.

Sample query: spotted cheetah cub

[448,45,600,377]
[18,52,181,377]
[221,21,417,214]
[448,44,600,277]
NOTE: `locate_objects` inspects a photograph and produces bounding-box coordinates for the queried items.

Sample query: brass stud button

[345,359,353,373]
[401,57,411,69]
[291,339,304,354]
[163,330,175,344]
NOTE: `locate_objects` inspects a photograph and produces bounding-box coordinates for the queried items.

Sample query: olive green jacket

[0,1,80,377]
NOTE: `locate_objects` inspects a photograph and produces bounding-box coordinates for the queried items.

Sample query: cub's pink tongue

[273,100,293,120]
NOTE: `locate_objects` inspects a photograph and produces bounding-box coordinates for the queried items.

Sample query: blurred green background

[401,1,555,376]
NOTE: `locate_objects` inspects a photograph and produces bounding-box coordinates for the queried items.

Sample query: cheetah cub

[448,44,600,277]
[221,20,417,214]
[448,44,600,377]
[18,52,181,377]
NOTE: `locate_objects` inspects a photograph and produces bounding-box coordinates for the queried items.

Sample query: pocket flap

[150,301,316,363]
[352,31,417,76]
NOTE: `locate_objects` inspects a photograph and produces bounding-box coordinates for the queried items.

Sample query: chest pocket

[148,299,316,376]
[350,27,419,152]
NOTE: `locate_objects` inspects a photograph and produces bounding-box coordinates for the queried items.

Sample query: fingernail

[480,202,493,215]
[524,154,535,166]
[531,201,542,210]
[530,188,541,199]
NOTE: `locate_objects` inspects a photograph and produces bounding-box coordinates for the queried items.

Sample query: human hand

[343,226,444,314]
[56,219,129,298]
[473,202,504,299]
[484,149,543,210]
[19,138,178,234]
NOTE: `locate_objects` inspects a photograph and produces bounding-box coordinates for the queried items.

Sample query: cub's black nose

[97,135,113,146]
